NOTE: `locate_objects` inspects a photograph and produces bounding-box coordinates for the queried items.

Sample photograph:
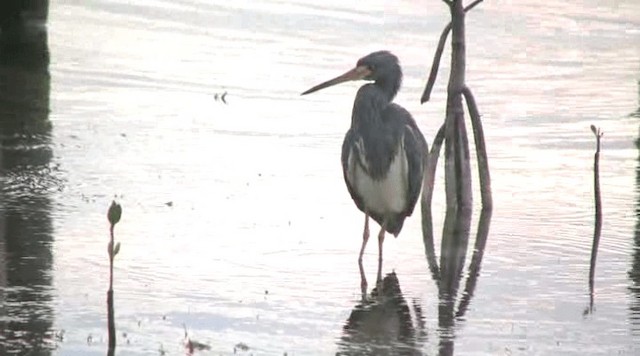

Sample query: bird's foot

[358,259,368,299]
[376,256,383,285]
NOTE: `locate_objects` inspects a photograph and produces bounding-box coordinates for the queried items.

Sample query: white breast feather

[346,135,409,217]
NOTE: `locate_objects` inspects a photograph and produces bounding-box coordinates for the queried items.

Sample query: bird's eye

[368,64,375,71]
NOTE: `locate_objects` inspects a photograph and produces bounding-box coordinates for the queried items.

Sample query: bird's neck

[350,80,400,130]
[375,76,400,102]
[351,84,387,129]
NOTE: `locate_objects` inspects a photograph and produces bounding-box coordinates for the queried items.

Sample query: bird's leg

[358,214,370,263]
[377,225,385,284]
[376,257,383,291]
[358,214,370,293]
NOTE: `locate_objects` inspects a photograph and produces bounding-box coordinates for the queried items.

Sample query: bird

[301,50,428,267]
[213,91,228,104]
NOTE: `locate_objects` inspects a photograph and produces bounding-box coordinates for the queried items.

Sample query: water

[1,0,639,355]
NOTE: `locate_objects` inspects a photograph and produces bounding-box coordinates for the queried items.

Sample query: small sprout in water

[590,124,604,138]
[108,200,122,225]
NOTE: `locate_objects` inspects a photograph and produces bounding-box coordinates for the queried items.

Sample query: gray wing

[341,128,366,213]
[402,122,427,217]
[384,103,428,217]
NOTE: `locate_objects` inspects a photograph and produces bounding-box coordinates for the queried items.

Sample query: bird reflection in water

[336,272,426,356]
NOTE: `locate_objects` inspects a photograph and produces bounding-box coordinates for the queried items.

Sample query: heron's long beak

[301,65,371,95]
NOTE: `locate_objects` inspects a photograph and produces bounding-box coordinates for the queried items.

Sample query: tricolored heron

[302,51,428,268]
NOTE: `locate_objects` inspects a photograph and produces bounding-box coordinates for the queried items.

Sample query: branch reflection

[630,108,640,333]
[424,208,492,356]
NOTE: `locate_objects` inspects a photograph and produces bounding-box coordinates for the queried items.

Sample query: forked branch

[421,0,485,103]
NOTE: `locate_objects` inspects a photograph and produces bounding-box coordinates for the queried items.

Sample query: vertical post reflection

[0,0,54,354]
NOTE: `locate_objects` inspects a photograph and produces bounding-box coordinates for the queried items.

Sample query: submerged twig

[588,125,603,300]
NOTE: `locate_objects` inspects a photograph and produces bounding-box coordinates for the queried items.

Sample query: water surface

[1,0,640,355]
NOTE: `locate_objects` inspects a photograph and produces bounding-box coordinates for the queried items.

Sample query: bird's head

[301,50,402,98]
[355,51,400,84]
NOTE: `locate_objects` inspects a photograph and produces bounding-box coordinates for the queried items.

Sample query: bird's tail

[385,216,405,237]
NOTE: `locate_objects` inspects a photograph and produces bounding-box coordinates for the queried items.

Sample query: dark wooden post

[0,0,49,68]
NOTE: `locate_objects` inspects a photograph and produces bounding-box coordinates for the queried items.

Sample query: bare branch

[464,0,484,13]
[424,123,446,207]
[454,110,473,211]
[421,123,446,281]
[462,85,492,209]
[442,0,453,6]
[421,23,451,103]
[420,0,485,103]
